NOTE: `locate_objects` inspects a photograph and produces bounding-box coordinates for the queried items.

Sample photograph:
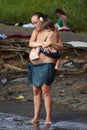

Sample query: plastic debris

[1,78,7,84]
[0,34,7,39]
[16,95,24,100]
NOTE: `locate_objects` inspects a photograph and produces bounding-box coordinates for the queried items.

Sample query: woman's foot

[31,118,39,124]
[45,120,52,125]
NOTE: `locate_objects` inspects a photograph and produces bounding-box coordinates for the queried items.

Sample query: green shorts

[26,63,56,87]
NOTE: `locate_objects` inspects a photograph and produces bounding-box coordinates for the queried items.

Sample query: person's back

[55,8,71,31]
[55,8,67,27]
[56,15,67,28]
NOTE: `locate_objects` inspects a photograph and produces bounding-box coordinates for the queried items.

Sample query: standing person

[55,8,70,31]
[28,12,63,125]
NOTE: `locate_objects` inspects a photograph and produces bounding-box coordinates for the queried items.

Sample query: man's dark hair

[55,9,66,15]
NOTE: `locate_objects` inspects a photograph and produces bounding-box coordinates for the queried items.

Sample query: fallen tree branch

[3,63,27,72]
[0,46,30,53]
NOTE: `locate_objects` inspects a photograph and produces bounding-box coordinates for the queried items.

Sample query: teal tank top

[56,19,63,27]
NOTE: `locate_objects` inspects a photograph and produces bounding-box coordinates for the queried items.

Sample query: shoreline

[0,25,87,129]
[0,101,87,123]
[0,73,87,112]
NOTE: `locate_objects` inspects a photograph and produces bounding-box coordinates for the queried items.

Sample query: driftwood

[0,38,87,79]
[57,59,87,74]
[57,66,87,75]
[0,45,30,53]
[3,63,27,72]
[0,54,17,60]
[0,59,4,65]
[0,39,29,79]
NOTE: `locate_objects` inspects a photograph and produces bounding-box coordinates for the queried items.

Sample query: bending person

[55,8,70,31]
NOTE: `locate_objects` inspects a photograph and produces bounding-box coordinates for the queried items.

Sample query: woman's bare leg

[31,86,42,123]
[42,84,52,124]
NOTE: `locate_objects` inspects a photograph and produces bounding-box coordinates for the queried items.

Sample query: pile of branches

[0,38,30,79]
[0,38,87,79]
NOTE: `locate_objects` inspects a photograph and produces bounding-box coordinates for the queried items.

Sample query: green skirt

[26,63,56,87]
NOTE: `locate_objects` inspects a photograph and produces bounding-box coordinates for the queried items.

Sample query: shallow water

[0,112,87,130]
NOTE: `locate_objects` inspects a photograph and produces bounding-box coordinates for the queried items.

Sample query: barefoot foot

[45,121,52,125]
[31,118,39,124]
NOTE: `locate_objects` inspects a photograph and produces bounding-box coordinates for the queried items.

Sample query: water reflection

[52,121,87,130]
[33,124,51,130]
[0,112,87,130]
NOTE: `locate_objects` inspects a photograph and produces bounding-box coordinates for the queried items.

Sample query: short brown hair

[55,8,66,15]
[40,19,55,31]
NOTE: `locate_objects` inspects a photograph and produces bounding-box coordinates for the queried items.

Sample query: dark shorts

[26,63,56,87]
[40,48,60,59]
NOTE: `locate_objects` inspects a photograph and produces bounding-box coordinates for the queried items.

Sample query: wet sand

[0,25,87,130]
[0,101,87,122]
[0,101,87,130]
